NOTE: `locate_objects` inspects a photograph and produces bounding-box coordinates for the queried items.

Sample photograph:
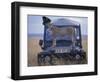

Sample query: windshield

[45,40,72,47]
[45,26,76,47]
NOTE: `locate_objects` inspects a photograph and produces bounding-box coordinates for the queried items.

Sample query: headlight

[50,49,55,53]
[75,47,81,51]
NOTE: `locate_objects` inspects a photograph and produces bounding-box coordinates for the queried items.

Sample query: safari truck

[37,16,86,65]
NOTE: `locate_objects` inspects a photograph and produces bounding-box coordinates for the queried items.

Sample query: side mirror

[39,40,43,46]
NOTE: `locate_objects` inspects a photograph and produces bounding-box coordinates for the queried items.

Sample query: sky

[27,15,88,35]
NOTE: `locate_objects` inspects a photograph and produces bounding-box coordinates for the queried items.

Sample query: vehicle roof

[52,18,80,27]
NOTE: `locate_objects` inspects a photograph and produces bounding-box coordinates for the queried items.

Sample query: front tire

[38,53,53,66]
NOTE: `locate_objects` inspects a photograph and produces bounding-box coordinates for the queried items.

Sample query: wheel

[75,54,81,60]
[75,53,87,64]
[44,55,52,65]
[50,54,59,65]
[38,53,53,66]
[73,54,81,64]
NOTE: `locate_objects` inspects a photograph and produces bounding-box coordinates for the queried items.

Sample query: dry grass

[28,37,42,66]
[28,36,88,66]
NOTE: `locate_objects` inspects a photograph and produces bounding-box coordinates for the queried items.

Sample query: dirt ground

[28,36,88,67]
